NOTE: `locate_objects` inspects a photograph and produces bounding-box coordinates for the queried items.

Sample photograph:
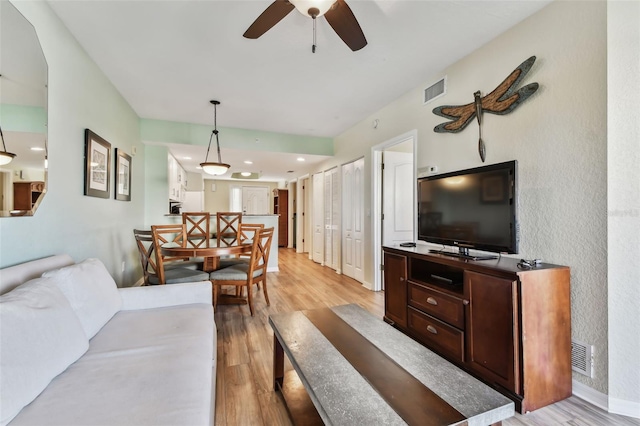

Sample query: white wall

[607,0,640,412]
[0,1,145,286]
[316,0,614,398]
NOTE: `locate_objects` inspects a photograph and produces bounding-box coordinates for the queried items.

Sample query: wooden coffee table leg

[274,334,284,391]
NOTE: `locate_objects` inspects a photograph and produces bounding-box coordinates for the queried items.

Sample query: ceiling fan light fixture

[289,0,335,17]
[201,100,230,176]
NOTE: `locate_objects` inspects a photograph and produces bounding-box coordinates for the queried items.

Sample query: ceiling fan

[243,0,367,53]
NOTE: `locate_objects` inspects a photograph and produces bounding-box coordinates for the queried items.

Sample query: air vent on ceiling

[423,76,446,105]
[571,339,594,378]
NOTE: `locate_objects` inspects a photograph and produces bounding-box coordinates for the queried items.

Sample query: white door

[324,167,340,271]
[353,157,365,283]
[342,162,354,279]
[331,168,340,272]
[342,158,364,283]
[312,172,324,264]
[242,186,269,214]
[382,151,414,246]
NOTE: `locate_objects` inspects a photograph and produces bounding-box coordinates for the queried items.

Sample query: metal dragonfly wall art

[432,56,539,162]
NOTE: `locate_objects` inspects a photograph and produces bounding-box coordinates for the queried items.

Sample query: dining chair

[182,212,211,248]
[218,223,265,269]
[149,225,210,285]
[133,229,206,285]
[210,227,274,316]
[216,212,242,247]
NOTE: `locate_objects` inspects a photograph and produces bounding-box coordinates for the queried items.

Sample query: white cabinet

[168,154,186,203]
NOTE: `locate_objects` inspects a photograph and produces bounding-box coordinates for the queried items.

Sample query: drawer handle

[427,325,438,334]
[426,297,438,305]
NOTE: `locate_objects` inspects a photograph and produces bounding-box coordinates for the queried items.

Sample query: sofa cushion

[0,277,89,426]
[42,258,122,339]
[8,303,214,426]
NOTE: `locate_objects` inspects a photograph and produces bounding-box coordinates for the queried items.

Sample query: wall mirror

[0,1,48,217]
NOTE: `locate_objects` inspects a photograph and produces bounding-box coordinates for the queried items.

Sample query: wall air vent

[571,339,594,378]
[423,76,446,105]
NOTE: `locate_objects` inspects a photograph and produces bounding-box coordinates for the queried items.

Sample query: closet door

[312,172,324,264]
[342,162,354,278]
[342,158,364,282]
[324,167,339,271]
[353,158,365,283]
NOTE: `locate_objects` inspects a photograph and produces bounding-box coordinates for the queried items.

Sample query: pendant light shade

[200,100,230,176]
[0,125,16,166]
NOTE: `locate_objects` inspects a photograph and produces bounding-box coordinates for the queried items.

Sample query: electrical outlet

[428,165,438,173]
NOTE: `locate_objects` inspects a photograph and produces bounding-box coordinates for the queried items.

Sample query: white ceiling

[46,0,551,181]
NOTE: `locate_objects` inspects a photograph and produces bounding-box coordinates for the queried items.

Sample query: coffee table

[270,304,515,426]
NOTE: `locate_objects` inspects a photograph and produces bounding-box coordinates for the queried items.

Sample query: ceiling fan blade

[324,0,367,51]
[243,0,295,39]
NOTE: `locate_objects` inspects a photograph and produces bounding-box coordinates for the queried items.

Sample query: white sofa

[0,254,216,426]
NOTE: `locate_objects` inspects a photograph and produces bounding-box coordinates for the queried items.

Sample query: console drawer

[409,282,465,329]
[408,307,464,363]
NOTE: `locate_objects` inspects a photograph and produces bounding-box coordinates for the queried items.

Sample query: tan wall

[203,179,279,214]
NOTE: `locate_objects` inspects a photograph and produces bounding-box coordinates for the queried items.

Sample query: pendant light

[0,125,16,166]
[200,100,230,176]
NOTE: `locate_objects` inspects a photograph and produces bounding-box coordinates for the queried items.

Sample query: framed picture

[115,149,131,201]
[84,129,111,199]
[481,174,507,203]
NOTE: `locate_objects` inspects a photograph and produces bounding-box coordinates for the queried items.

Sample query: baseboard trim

[572,380,609,412]
[572,380,640,418]
[267,266,279,273]
[609,396,640,419]
[362,280,374,291]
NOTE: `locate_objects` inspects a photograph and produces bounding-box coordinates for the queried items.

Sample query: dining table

[160,239,252,272]
[160,239,253,305]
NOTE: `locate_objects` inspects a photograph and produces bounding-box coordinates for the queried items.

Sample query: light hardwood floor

[214,248,639,426]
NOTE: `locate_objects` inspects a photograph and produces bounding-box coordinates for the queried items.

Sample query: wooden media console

[383,245,572,414]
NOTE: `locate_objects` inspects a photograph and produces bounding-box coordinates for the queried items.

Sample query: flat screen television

[417,160,517,259]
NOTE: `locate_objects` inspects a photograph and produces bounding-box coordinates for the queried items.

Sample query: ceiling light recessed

[183,156,192,160]
[297,157,305,162]
[231,172,260,180]
[244,160,253,164]
[30,147,45,151]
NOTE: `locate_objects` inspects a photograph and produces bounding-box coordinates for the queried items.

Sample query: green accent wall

[0,104,46,133]
[141,118,333,155]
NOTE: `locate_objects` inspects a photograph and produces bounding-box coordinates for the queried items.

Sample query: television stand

[428,248,497,261]
[382,245,572,413]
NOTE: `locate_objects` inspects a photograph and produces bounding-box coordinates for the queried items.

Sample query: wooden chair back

[182,212,211,248]
[133,229,157,285]
[151,224,188,284]
[238,223,264,242]
[211,227,274,316]
[216,212,242,247]
[249,227,274,279]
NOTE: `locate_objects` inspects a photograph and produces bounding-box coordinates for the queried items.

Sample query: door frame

[371,130,417,291]
[296,174,310,254]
